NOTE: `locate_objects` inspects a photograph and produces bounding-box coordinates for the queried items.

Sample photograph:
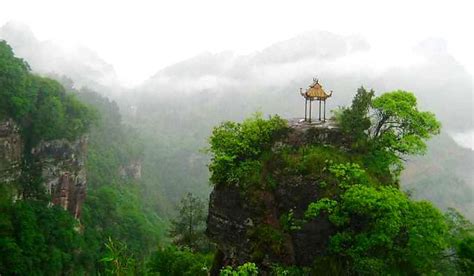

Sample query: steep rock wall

[1,118,87,219]
[0,118,23,184]
[32,137,88,219]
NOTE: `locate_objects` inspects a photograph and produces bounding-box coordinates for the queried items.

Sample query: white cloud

[0,0,472,86]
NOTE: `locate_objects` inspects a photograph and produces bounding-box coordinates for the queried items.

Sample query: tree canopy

[0,40,96,145]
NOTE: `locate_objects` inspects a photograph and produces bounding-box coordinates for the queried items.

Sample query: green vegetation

[1,41,166,274]
[0,41,96,147]
[73,89,166,273]
[220,262,259,275]
[205,88,472,274]
[1,38,472,275]
[0,200,83,275]
[208,113,287,186]
[337,87,441,183]
[169,192,209,252]
[148,246,213,275]
[298,89,470,274]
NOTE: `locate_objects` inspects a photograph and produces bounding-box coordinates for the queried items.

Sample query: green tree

[370,90,441,156]
[0,40,32,119]
[336,89,442,183]
[170,192,208,252]
[338,86,374,149]
[444,209,474,274]
[307,177,449,274]
[1,40,96,146]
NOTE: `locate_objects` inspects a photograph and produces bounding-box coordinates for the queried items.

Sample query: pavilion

[300,78,333,122]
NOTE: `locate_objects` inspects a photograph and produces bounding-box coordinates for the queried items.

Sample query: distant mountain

[0,22,122,95]
[138,31,473,132]
[128,31,472,219]
[402,132,474,220]
[2,24,472,218]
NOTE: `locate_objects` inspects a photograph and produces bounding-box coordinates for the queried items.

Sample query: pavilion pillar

[309,100,312,123]
[323,100,326,121]
[304,98,308,121]
[319,99,322,121]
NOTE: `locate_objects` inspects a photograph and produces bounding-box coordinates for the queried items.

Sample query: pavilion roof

[305,81,332,100]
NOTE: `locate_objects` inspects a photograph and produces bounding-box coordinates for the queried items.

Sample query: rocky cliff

[31,137,88,219]
[0,118,23,185]
[0,118,88,219]
[119,159,142,180]
[206,119,347,273]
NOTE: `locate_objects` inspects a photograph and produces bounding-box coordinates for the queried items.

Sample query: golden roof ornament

[299,78,333,122]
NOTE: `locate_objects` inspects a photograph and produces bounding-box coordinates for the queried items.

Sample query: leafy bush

[305,174,451,274]
[148,246,212,275]
[220,262,258,275]
[208,113,287,186]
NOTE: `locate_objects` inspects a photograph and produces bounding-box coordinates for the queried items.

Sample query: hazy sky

[1,0,473,86]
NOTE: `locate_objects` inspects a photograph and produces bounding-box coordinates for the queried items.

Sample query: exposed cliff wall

[0,118,87,219]
[0,118,23,184]
[119,159,142,180]
[32,137,88,219]
[206,119,346,273]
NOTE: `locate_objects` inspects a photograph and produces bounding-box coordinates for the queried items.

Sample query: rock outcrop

[119,159,142,180]
[1,118,88,219]
[32,137,88,219]
[206,119,345,273]
[0,118,23,184]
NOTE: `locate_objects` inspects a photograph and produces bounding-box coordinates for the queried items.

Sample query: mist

[1,2,473,273]
[1,22,472,213]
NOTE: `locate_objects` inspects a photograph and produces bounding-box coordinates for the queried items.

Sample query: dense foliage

[169,192,209,252]
[306,165,449,274]
[0,199,83,274]
[148,246,213,275]
[336,87,441,183]
[208,113,287,186]
[0,40,96,146]
[1,41,167,274]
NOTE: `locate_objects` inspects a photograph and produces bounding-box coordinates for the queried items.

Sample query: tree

[0,40,32,119]
[338,86,375,149]
[336,89,442,183]
[306,169,450,274]
[370,90,441,156]
[169,193,208,252]
[444,209,474,274]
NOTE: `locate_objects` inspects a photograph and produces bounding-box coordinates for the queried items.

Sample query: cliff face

[0,118,23,184]
[206,119,346,272]
[0,118,87,219]
[119,159,142,180]
[32,137,88,219]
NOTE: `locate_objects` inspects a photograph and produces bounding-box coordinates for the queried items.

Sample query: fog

[0,10,472,218]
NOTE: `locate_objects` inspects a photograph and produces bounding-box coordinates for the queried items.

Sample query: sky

[1,0,473,87]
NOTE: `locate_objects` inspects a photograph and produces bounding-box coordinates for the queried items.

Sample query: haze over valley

[1,2,473,274]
